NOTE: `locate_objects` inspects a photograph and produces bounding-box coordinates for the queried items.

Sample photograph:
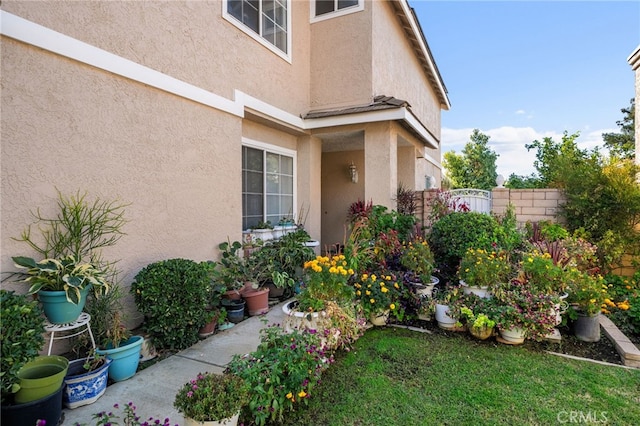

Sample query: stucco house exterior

[1,0,449,321]
[628,44,640,168]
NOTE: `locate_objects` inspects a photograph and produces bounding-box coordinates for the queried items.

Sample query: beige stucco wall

[2,0,312,116]
[321,150,364,250]
[1,34,243,325]
[309,2,372,110]
[371,0,441,140]
[630,46,640,167]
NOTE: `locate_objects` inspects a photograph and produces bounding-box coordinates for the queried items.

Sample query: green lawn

[279,327,640,426]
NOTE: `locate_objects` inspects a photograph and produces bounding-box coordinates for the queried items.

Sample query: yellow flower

[286,392,293,399]
[370,298,375,304]
[298,391,307,398]
[381,287,388,293]
[394,283,399,289]
[390,303,396,310]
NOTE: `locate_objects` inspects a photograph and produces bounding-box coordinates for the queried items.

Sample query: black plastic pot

[222,299,245,324]
[1,384,63,426]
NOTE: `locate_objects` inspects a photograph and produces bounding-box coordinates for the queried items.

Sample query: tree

[602,98,635,160]
[505,173,541,189]
[524,131,590,188]
[442,129,498,190]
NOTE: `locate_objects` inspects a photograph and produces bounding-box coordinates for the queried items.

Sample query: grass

[278,327,640,426]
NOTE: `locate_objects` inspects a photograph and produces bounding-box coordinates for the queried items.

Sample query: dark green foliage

[602,98,635,160]
[131,259,212,350]
[367,205,416,243]
[1,290,45,403]
[247,230,315,283]
[428,212,501,279]
[442,129,499,190]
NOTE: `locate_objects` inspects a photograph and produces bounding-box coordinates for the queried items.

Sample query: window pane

[244,147,263,171]
[267,194,279,215]
[281,176,293,195]
[275,26,287,52]
[316,0,334,16]
[228,0,242,20]
[244,0,259,33]
[275,0,287,27]
[281,156,293,174]
[265,152,280,174]
[262,15,275,45]
[266,173,279,193]
[280,195,293,215]
[338,0,358,10]
[245,194,263,216]
[245,170,263,192]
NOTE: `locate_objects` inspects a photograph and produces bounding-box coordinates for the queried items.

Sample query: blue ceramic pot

[38,285,91,324]
[96,335,143,382]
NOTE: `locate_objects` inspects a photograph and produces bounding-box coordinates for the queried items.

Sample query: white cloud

[440,126,614,178]
[515,109,526,115]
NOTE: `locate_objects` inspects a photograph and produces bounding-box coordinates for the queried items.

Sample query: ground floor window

[242,144,294,230]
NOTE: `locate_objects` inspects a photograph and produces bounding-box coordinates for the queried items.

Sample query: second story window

[314,0,360,18]
[227,0,288,54]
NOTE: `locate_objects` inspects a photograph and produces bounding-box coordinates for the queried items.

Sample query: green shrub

[1,290,45,403]
[226,325,329,426]
[428,212,501,279]
[131,258,212,350]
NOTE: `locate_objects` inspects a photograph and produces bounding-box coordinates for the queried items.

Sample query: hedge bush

[428,212,501,280]
[131,258,212,350]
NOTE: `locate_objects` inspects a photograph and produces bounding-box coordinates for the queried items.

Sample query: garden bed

[398,318,628,366]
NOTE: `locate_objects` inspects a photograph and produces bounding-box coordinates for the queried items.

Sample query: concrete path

[61,301,287,426]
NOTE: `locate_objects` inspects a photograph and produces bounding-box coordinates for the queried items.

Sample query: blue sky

[410,0,640,177]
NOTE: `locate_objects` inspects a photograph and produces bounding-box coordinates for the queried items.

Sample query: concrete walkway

[61,301,287,426]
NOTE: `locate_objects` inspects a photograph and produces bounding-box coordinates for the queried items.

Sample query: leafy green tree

[524,131,591,188]
[505,173,542,189]
[443,129,498,190]
[602,98,635,160]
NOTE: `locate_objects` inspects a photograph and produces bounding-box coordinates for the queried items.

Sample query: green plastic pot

[16,355,69,403]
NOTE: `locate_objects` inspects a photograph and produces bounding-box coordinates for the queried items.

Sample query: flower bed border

[599,315,640,368]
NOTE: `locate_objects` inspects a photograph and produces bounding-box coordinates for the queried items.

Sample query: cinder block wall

[491,188,566,227]
[418,188,566,230]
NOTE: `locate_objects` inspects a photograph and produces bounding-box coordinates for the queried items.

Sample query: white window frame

[223,0,292,63]
[242,138,297,231]
[310,0,364,24]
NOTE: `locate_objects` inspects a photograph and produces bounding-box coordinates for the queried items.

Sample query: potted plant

[283,254,363,351]
[564,268,607,342]
[458,248,511,298]
[174,372,249,426]
[217,241,247,300]
[354,271,403,326]
[399,237,439,297]
[63,350,112,409]
[250,220,274,242]
[12,255,109,324]
[493,280,559,344]
[226,325,329,426]
[1,290,66,426]
[95,310,143,382]
[432,285,464,330]
[452,294,500,340]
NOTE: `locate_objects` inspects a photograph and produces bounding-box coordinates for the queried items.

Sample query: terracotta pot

[242,288,269,316]
[223,289,242,301]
